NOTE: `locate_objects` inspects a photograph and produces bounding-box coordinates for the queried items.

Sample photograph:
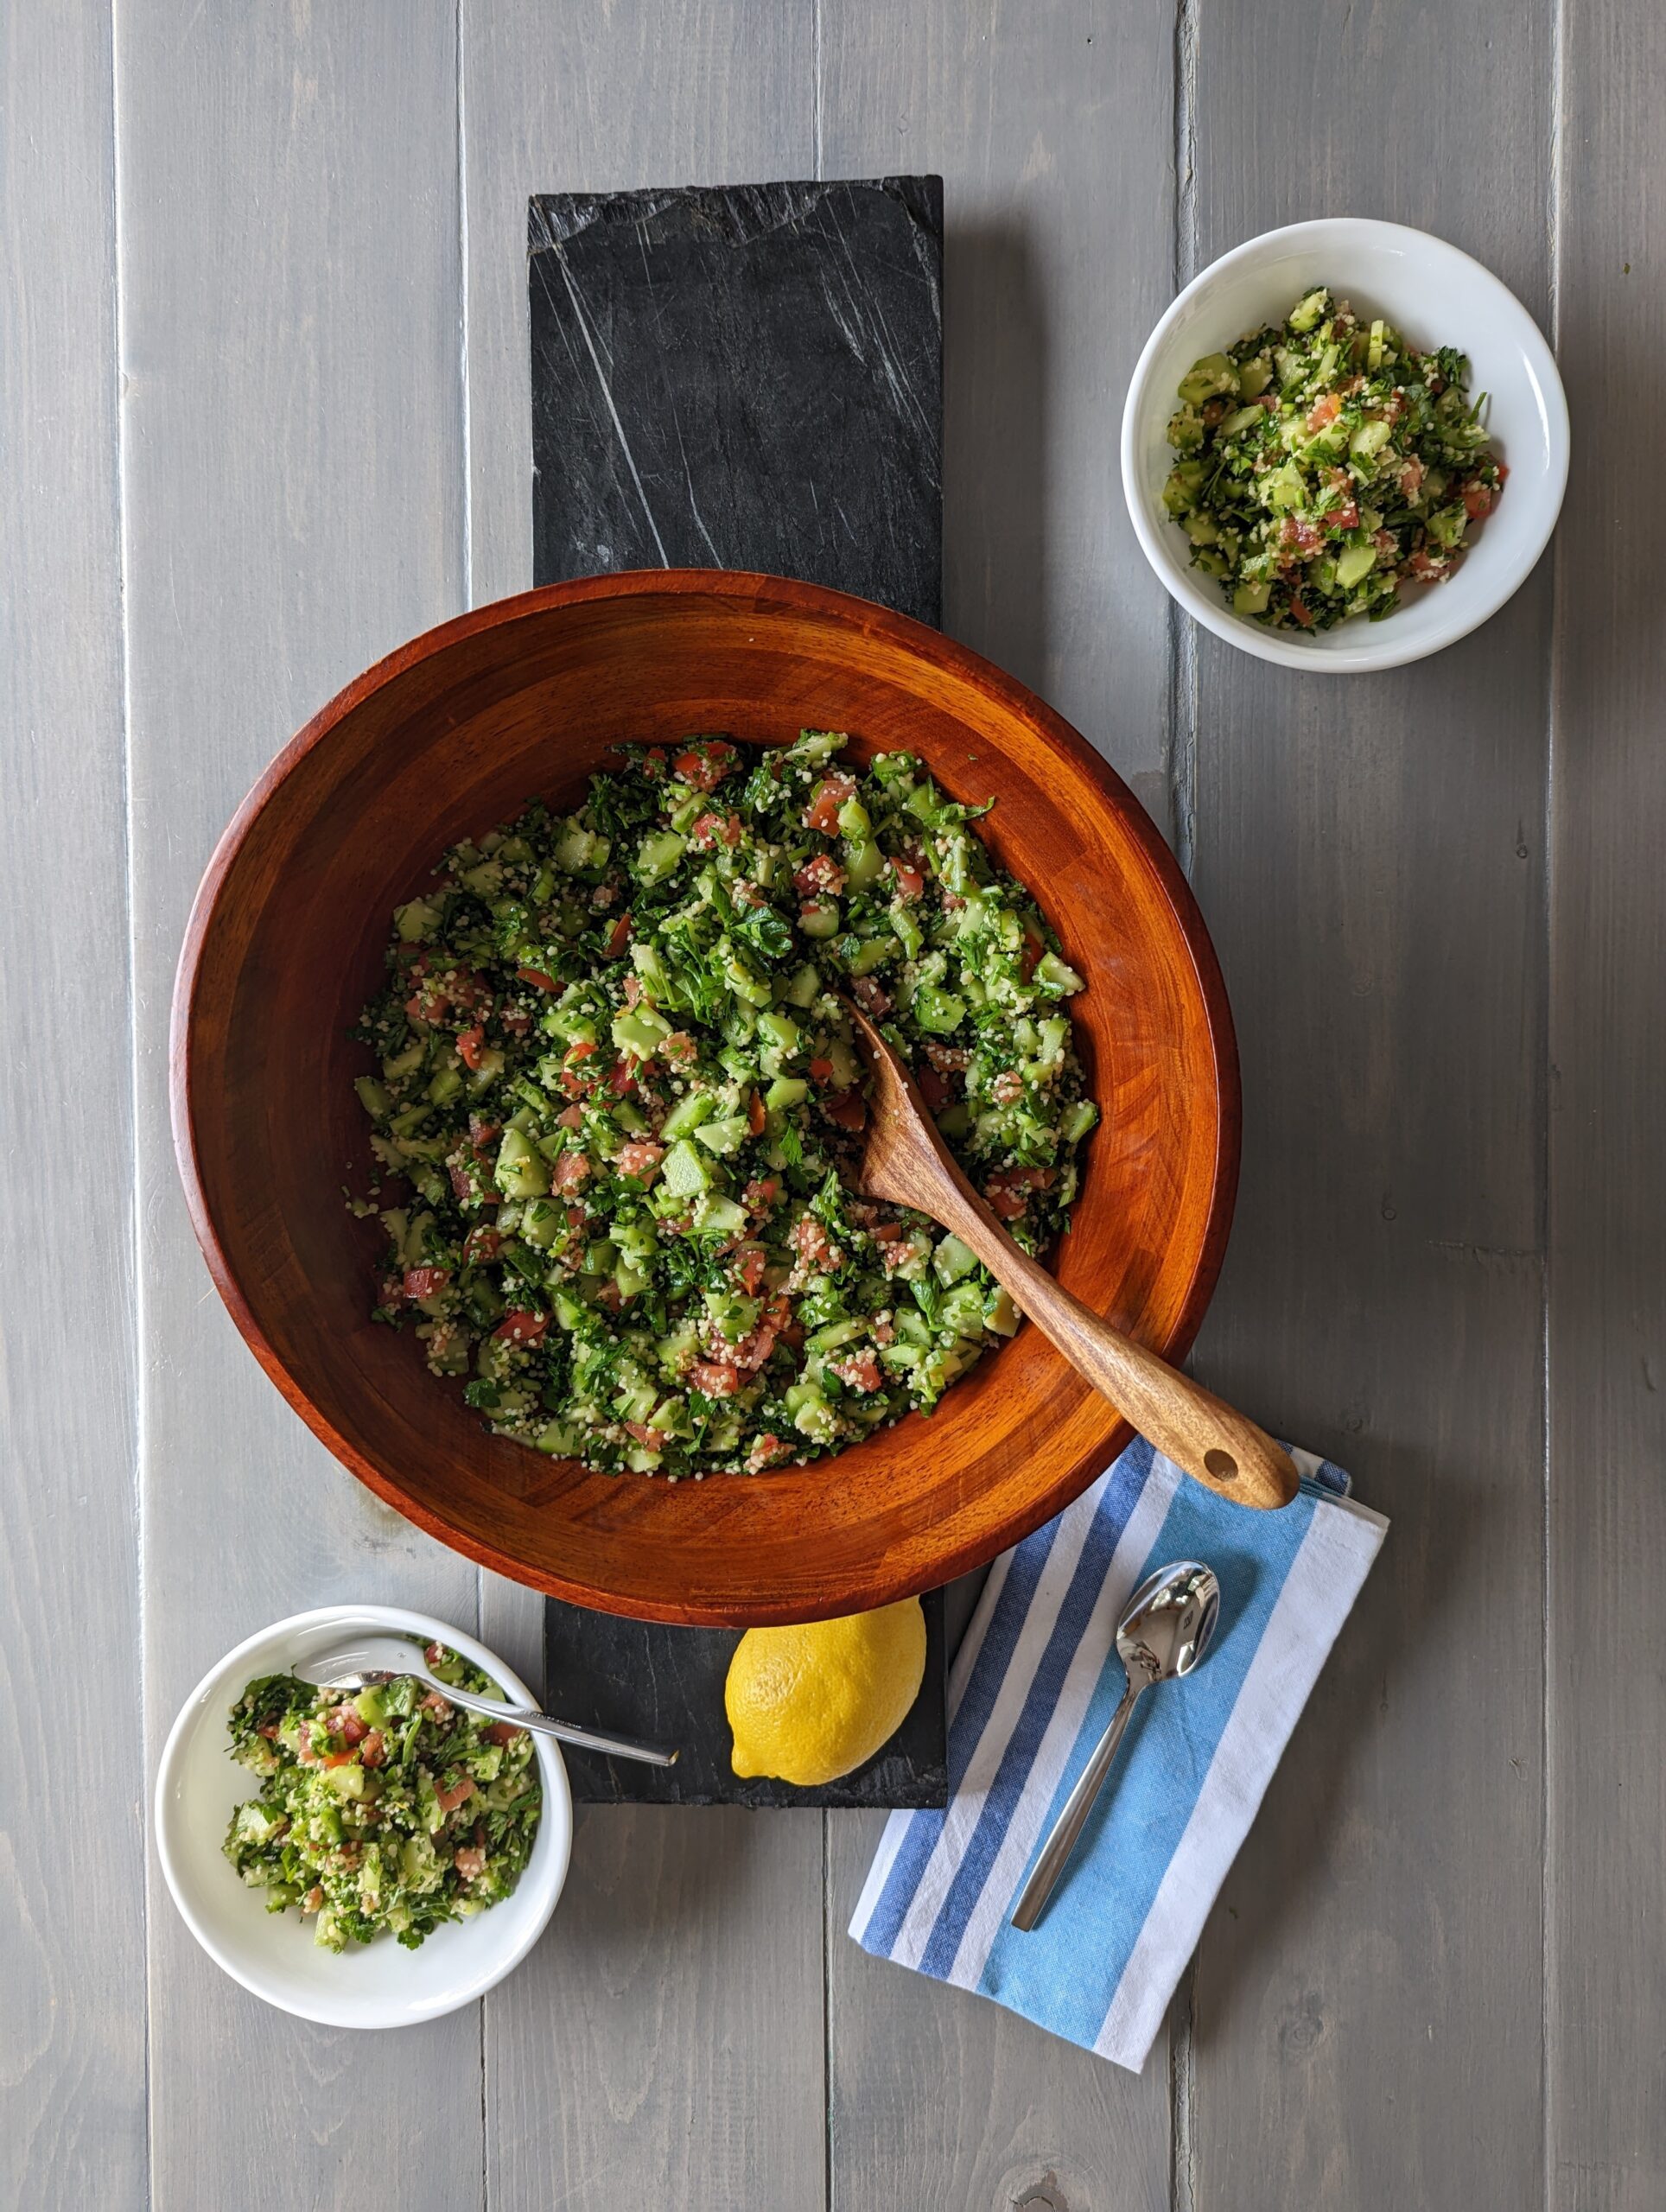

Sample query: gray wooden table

[6,3,1661,2206]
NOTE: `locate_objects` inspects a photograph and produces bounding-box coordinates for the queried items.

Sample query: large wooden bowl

[173,573,1238,1624]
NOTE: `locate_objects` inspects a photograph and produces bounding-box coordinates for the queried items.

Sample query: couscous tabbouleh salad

[350,730,1097,1480]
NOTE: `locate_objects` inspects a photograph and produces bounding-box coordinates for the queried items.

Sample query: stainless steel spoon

[1009,1560,1220,1931]
[294,1633,677,1768]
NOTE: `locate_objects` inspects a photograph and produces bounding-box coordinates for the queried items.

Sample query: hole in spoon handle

[1204,1448,1238,1481]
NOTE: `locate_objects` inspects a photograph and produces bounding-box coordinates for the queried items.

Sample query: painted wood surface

[4,0,1663,2204]
[1548,2,1666,2205]
[114,5,484,2208]
[1179,5,1556,2207]
[0,6,148,2206]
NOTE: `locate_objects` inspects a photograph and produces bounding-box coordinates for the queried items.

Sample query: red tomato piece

[551,1152,592,1193]
[747,1090,766,1136]
[456,1024,487,1070]
[484,1719,526,1746]
[604,913,633,958]
[616,1141,664,1182]
[517,965,559,992]
[671,741,738,791]
[804,772,857,836]
[435,1776,476,1814]
[808,1057,835,1083]
[403,1266,449,1300]
[493,1309,548,1346]
[823,1089,867,1133]
[689,1361,741,1397]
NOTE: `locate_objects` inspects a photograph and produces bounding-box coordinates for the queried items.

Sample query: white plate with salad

[154,1605,572,2028]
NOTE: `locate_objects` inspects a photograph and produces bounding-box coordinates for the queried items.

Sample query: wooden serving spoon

[843,1003,1299,1511]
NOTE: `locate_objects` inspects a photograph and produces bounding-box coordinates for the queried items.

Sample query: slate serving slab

[530,175,949,1808]
[530,176,942,623]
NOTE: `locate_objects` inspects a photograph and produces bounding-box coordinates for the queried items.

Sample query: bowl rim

[1120,216,1571,674]
[153,1602,572,2028]
[170,569,1243,1617]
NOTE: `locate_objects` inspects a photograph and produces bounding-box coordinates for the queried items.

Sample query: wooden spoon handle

[935,1192,1299,1512]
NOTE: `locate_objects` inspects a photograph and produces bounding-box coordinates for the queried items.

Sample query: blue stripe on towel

[850,1436,1387,2070]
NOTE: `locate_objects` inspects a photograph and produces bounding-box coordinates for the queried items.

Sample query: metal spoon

[1009,1560,1220,1930]
[294,1633,677,1767]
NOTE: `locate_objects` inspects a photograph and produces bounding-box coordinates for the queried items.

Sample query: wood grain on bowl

[170,571,1239,1625]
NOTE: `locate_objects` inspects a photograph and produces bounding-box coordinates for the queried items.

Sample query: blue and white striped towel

[850,1437,1387,2071]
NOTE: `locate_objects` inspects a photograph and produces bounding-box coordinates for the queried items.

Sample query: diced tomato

[804,772,857,835]
[689,1361,741,1397]
[517,965,559,992]
[595,1280,623,1312]
[919,1065,952,1114]
[742,1175,780,1214]
[892,859,925,902]
[869,1220,903,1243]
[500,1007,532,1037]
[791,1216,837,1271]
[747,1090,766,1136]
[984,1164,1056,1220]
[641,747,669,781]
[455,1024,488,1069]
[606,1055,637,1096]
[690,811,743,849]
[671,741,739,791]
[830,1351,882,1394]
[991,1070,1024,1105]
[469,1116,501,1147]
[823,1089,867,1133]
[622,973,642,1006]
[1406,548,1447,582]
[744,1432,794,1473]
[322,1750,357,1769]
[1398,453,1426,499]
[420,1689,453,1720]
[330,1704,368,1745]
[604,912,633,958]
[359,1730,386,1769]
[1306,391,1341,432]
[493,1309,548,1346]
[403,1265,448,1300]
[453,1847,486,1879]
[624,1420,665,1449]
[661,1031,696,1064]
[923,1039,970,1073]
[425,1642,448,1666]
[556,1103,584,1130]
[1462,478,1496,519]
[734,1243,768,1294]
[986,1181,1028,1220]
[616,1141,664,1182]
[1288,594,1315,629]
[873,1318,895,1345]
[808,1057,835,1083]
[551,1151,592,1193]
[794,853,846,896]
[851,976,891,1018]
[484,1720,525,1746]
[1281,516,1326,560]
[448,1160,485,1205]
[436,1776,476,1815]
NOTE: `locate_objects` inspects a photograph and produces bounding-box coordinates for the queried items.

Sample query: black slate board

[530,175,948,1808]
[529,176,943,623]
[544,1591,948,1808]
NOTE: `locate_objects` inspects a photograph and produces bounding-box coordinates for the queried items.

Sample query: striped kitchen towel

[849,1437,1387,2070]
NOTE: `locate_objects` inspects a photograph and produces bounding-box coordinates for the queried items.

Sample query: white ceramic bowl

[155,1604,571,2029]
[1121,218,1569,672]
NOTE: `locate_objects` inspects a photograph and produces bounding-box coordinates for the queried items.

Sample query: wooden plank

[116,8,485,2207]
[458,9,829,2207]
[817,5,1179,2202]
[1548,3,1666,2203]
[1180,4,1555,2205]
[0,7,149,2206]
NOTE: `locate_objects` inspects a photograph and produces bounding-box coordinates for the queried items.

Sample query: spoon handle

[436,1677,678,1768]
[1010,1679,1143,1930]
[927,1187,1299,1512]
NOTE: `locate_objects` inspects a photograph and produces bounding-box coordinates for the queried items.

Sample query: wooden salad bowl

[172,572,1240,1625]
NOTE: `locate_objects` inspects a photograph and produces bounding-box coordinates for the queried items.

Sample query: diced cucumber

[636,829,686,881]
[394,898,440,944]
[932,1232,981,1287]
[985,1286,1022,1337]
[661,1140,712,1197]
[915,983,965,1034]
[1233,580,1272,617]
[495,1126,550,1199]
[694,1114,751,1155]
[1336,541,1377,589]
[661,1092,717,1141]
[691,1192,748,1238]
[426,1065,463,1105]
[807,1318,866,1352]
[1288,288,1328,334]
[1060,1097,1100,1143]
[765,1076,809,1113]
[798,902,841,939]
[757,1008,801,1055]
[612,1006,673,1060]
[1031,951,1084,997]
[784,963,822,1009]
[845,836,885,890]
[1177,351,1238,404]
[382,1036,426,1080]
[354,1076,391,1119]
[843,935,893,976]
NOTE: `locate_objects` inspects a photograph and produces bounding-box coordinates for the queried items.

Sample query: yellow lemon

[726,1598,927,1786]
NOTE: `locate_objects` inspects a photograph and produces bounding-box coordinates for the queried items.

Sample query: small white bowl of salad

[1121,217,1569,672]
[154,1604,572,2029]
